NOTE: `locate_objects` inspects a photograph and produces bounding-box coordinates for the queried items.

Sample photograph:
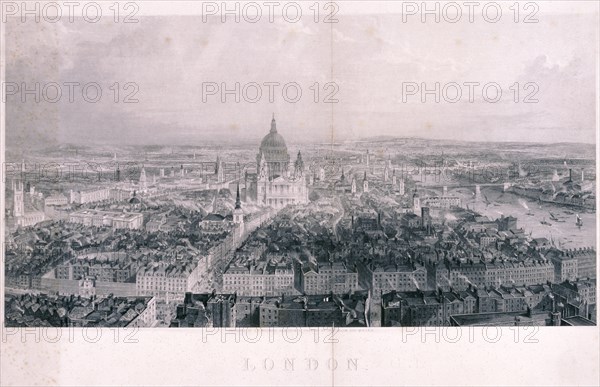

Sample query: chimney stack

[550,311,561,326]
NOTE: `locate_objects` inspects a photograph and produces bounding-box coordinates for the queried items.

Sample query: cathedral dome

[259,115,290,163]
[260,131,288,150]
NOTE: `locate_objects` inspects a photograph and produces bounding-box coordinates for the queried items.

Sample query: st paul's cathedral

[244,115,309,208]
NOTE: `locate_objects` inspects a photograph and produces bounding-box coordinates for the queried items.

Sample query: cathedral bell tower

[294,151,305,178]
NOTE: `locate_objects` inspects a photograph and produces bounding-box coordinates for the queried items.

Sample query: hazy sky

[4,2,598,148]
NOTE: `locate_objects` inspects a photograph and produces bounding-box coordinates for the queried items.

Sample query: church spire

[235,184,241,209]
[115,162,121,182]
[270,113,277,133]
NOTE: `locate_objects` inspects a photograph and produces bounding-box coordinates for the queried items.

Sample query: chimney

[176,304,186,319]
[550,311,561,326]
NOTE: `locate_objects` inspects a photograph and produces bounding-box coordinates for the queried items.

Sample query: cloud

[4,11,598,149]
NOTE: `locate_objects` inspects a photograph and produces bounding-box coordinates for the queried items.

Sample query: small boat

[576,214,583,228]
[526,211,535,216]
[540,218,552,226]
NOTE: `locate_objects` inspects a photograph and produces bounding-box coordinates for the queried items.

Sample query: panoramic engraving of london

[2,1,597,330]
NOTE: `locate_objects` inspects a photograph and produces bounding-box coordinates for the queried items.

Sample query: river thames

[426,186,596,249]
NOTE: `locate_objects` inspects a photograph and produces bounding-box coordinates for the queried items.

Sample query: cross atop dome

[271,113,277,133]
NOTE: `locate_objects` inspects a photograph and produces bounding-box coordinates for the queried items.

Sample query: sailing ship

[576,214,583,228]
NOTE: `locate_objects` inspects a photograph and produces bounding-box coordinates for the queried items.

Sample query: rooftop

[450,310,551,326]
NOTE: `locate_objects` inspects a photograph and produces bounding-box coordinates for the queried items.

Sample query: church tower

[216,157,224,183]
[351,177,356,194]
[12,179,24,218]
[139,166,148,192]
[392,169,397,186]
[363,171,369,193]
[258,151,268,180]
[413,190,421,213]
[384,164,389,182]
